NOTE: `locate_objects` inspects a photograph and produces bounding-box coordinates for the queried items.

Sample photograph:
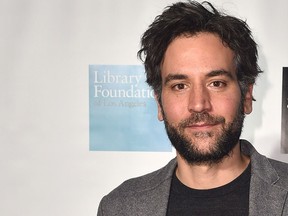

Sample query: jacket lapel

[249,174,288,215]
[136,158,177,216]
[241,140,288,215]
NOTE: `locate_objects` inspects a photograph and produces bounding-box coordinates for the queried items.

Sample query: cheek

[160,94,189,123]
[214,96,242,121]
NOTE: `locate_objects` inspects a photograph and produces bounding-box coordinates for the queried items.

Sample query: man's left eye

[210,81,226,87]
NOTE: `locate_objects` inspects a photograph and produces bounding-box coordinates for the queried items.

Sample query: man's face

[157,33,253,165]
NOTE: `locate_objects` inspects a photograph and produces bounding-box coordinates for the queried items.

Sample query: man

[97,1,288,215]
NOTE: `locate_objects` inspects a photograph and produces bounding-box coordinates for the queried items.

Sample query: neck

[176,142,250,189]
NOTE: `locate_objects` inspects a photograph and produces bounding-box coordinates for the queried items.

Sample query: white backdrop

[0,0,288,215]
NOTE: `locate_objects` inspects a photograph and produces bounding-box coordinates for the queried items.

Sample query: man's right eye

[172,83,187,91]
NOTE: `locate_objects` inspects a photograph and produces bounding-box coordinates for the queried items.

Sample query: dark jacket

[97,140,288,215]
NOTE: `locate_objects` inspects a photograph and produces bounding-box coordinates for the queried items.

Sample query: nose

[188,85,212,113]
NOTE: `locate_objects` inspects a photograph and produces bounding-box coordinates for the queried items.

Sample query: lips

[186,122,219,130]
[180,112,225,129]
[189,121,219,126]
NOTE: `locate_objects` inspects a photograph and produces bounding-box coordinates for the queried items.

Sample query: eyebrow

[205,69,234,79]
[164,69,234,85]
[164,74,188,85]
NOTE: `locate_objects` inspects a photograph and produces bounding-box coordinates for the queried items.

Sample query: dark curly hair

[137,1,262,100]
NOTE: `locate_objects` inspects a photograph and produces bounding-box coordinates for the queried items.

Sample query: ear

[243,85,253,114]
[154,93,164,121]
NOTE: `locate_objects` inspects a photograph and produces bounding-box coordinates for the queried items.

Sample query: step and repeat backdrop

[0,0,287,215]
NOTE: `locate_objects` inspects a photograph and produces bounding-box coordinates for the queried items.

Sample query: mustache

[179,112,225,127]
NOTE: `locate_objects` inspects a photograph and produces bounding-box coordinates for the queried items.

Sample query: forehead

[161,33,236,78]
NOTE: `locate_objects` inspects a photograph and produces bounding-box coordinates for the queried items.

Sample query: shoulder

[98,158,176,215]
[107,158,176,196]
[241,140,288,188]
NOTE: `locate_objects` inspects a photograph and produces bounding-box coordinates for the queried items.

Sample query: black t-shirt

[166,163,251,216]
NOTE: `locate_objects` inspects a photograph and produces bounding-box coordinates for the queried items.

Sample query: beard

[162,101,245,166]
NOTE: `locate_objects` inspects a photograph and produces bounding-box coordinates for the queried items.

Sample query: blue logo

[89,65,171,152]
